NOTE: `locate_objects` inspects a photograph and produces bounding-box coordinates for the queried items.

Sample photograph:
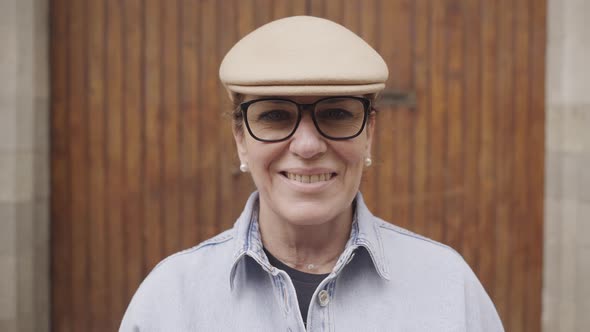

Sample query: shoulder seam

[376,218,461,257]
[152,229,235,271]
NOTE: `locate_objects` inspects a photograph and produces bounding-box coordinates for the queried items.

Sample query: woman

[121,16,503,331]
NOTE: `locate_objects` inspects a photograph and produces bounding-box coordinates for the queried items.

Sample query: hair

[230,93,245,135]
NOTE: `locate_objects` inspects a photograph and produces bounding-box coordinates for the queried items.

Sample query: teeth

[284,172,333,183]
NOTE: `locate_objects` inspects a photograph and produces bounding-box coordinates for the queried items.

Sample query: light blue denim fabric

[120,192,504,332]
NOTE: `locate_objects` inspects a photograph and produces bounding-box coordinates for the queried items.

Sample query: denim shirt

[120,192,504,332]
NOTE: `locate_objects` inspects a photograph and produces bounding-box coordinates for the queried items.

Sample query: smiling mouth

[281,172,336,184]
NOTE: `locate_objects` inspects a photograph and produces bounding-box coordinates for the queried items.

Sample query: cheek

[245,139,286,174]
[331,141,366,166]
[331,141,367,189]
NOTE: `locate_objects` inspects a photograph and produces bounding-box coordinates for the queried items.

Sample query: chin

[272,196,351,227]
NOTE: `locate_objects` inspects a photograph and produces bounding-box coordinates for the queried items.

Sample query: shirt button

[318,290,330,307]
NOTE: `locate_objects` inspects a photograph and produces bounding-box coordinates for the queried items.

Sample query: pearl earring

[239,163,249,173]
[364,157,372,167]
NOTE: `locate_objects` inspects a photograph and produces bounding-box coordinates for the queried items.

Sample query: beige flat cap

[219,16,388,100]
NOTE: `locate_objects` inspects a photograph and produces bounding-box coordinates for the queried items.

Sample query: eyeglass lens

[244,97,367,141]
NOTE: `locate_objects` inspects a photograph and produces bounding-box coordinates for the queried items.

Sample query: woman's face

[234,95,375,227]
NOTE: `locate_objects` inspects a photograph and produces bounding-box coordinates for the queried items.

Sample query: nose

[289,113,327,159]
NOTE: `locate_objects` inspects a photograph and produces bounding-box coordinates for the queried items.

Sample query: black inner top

[264,248,329,327]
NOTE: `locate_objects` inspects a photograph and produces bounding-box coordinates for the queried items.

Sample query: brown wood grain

[217,0,239,232]
[50,1,545,329]
[411,0,430,238]
[199,0,220,240]
[461,0,483,272]
[324,0,343,24]
[50,0,71,330]
[143,0,164,271]
[271,0,289,19]
[291,0,307,16]
[374,0,396,220]
[87,0,107,330]
[478,0,498,300]
[162,0,181,257]
[343,0,361,33]
[254,0,273,24]
[426,0,447,243]
[179,0,201,250]
[67,0,89,330]
[494,0,516,325]
[105,0,127,327]
[122,0,145,302]
[512,1,531,330]
[443,0,465,252]
[389,0,413,229]
[528,1,547,331]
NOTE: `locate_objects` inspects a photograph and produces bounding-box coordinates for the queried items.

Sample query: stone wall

[544,0,590,331]
[0,0,50,331]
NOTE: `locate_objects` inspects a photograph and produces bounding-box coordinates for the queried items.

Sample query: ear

[233,127,248,166]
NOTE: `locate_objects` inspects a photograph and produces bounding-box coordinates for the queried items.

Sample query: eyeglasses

[240,97,371,142]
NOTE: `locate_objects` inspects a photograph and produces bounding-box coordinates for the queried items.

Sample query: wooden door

[50,0,545,330]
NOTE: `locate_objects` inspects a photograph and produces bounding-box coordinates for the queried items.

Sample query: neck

[258,201,353,274]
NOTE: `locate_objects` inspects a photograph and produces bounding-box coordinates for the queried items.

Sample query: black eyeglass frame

[239,96,372,143]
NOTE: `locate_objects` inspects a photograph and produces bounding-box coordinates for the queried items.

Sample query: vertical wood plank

[494,0,516,325]
[443,0,465,252]
[478,0,498,299]
[255,0,272,24]
[527,0,546,330]
[342,0,361,33]
[217,0,239,232]
[199,0,220,239]
[68,0,89,330]
[461,0,482,270]
[358,0,378,51]
[411,0,430,237]
[237,0,256,40]
[373,0,396,222]
[272,0,289,19]
[324,0,343,25]
[87,0,107,329]
[122,0,145,302]
[50,0,71,329]
[105,0,126,327]
[180,0,201,249]
[308,0,325,17]
[426,0,447,242]
[512,1,531,330]
[162,0,181,255]
[390,0,413,228]
[291,0,307,15]
[144,0,164,270]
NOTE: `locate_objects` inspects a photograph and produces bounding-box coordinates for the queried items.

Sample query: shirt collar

[229,192,390,290]
[349,192,390,280]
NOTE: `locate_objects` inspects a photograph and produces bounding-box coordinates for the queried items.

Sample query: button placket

[276,271,307,332]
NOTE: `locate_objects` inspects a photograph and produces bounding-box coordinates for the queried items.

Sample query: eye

[257,109,293,122]
[317,108,354,120]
